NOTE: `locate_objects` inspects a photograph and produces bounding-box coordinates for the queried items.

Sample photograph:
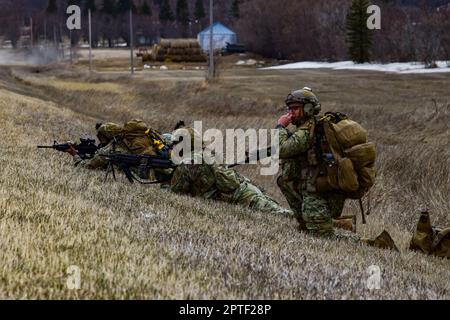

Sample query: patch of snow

[262,60,450,74]
[236,59,258,66]
[160,65,168,70]
[144,64,151,69]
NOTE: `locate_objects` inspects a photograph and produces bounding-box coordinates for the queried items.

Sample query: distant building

[197,23,237,52]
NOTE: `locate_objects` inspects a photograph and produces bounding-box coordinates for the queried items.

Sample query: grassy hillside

[0,64,449,299]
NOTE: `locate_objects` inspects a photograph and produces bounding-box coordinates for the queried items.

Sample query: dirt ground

[0,60,449,299]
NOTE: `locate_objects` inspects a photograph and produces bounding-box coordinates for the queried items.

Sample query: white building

[197,22,237,52]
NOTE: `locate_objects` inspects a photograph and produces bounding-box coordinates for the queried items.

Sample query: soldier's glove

[277,113,293,128]
[64,144,79,157]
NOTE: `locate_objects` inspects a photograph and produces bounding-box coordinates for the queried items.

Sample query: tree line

[0,0,449,65]
[0,0,241,48]
[235,0,450,65]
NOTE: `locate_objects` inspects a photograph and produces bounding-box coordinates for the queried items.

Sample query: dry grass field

[0,60,449,299]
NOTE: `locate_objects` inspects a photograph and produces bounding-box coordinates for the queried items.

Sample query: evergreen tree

[159,0,174,22]
[84,0,97,13]
[346,0,373,63]
[67,0,82,6]
[140,1,152,15]
[102,0,117,15]
[46,0,58,14]
[194,0,205,21]
[230,0,240,19]
[176,0,189,26]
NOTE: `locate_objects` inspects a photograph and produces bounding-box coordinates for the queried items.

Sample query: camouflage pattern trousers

[277,177,359,241]
[231,181,293,217]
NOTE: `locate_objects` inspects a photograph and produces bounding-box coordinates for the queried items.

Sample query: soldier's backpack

[315,112,376,199]
[122,119,167,155]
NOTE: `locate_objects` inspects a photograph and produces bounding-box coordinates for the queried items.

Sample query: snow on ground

[262,61,450,74]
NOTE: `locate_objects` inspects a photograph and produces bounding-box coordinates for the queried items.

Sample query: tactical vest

[280,118,320,193]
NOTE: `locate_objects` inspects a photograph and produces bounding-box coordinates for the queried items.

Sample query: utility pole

[44,20,47,48]
[130,9,134,76]
[30,17,33,47]
[53,25,58,57]
[208,0,214,78]
[88,9,93,72]
[69,29,73,64]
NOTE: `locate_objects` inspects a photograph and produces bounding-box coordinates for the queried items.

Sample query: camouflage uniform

[170,153,292,216]
[73,122,126,169]
[277,118,358,240]
[73,140,129,169]
[275,88,399,250]
[74,121,170,181]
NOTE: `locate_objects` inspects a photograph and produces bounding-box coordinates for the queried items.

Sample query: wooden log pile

[142,39,207,63]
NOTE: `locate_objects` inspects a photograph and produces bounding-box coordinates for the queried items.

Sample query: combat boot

[362,230,399,252]
[409,211,433,254]
[432,228,450,258]
[332,218,354,232]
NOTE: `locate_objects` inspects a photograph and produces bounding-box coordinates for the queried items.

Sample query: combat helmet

[96,122,123,145]
[285,87,321,117]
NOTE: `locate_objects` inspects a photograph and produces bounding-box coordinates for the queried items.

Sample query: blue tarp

[197,22,237,52]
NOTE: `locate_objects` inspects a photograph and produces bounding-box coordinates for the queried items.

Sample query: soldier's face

[288,103,305,124]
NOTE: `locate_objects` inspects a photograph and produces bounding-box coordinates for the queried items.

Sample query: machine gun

[101,153,177,184]
[37,138,99,159]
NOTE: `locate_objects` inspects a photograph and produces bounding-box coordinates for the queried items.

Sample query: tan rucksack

[122,119,167,155]
[315,112,376,199]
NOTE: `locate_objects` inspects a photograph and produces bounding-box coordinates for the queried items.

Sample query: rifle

[227,146,274,168]
[103,145,274,184]
[37,138,98,159]
[101,153,177,184]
